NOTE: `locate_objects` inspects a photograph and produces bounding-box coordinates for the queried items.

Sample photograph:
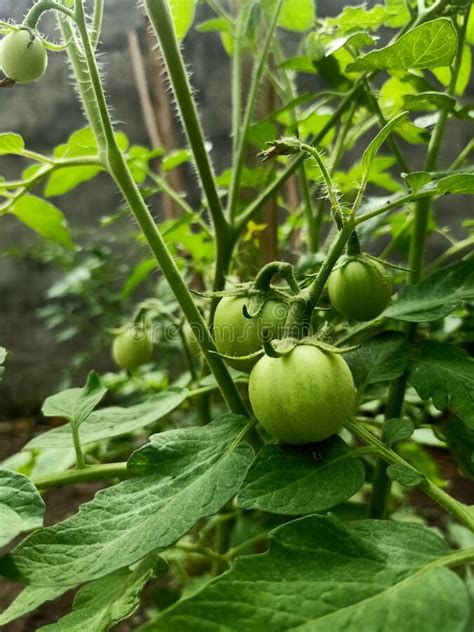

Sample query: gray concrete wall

[0,1,472,415]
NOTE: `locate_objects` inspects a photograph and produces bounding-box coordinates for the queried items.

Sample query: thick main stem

[347,419,474,531]
[369,9,470,518]
[72,1,247,416]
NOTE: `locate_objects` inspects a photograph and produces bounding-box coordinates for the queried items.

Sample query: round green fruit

[112,326,153,370]
[249,344,356,444]
[328,256,392,322]
[1,29,48,84]
[213,296,288,372]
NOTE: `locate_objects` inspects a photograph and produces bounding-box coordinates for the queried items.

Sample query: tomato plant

[0,1,473,630]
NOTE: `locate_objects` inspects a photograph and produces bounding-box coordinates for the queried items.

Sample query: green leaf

[8,195,75,250]
[444,419,474,480]
[386,463,425,487]
[436,173,474,195]
[238,436,365,515]
[384,0,411,28]
[433,44,471,97]
[196,17,230,35]
[264,0,315,32]
[42,371,107,427]
[403,170,432,191]
[37,557,157,632]
[121,258,157,297]
[0,470,45,547]
[141,516,470,631]
[383,418,415,447]
[349,19,458,72]
[162,148,193,171]
[169,0,196,41]
[326,5,393,32]
[403,92,456,112]
[409,341,474,428]
[28,388,186,448]
[3,416,253,587]
[0,585,68,626]
[384,259,474,322]
[44,164,103,197]
[0,132,25,156]
[361,112,407,180]
[345,332,409,393]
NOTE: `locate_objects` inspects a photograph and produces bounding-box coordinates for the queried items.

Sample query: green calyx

[263,334,357,359]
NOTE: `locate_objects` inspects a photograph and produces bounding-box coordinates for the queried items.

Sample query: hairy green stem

[347,419,474,531]
[143,0,225,232]
[70,421,86,469]
[370,10,471,519]
[235,84,361,232]
[91,0,104,50]
[23,0,75,28]
[363,77,410,176]
[304,220,355,313]
[71,0,247,415]
[227,0,283,221]
[33,462,130,490]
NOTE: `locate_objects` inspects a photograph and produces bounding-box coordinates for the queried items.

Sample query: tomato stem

[23,1,75,29]
[370,6,472,520]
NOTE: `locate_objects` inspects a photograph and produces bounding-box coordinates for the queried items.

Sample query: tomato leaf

[349,19,458,72]
[345,331,409,393]
[8,195,75,250]
[0,470,45,548]
[141,516,470,631]
[42,371,107,428]
[29,388,186,448]
[383,418,415,447]
[409,342,474,428]
[2,416,253,587]
[169,0,196,41]
[0,132,25,156]
[35,556,158,632]
[384,259,474,322]
[238,436,365,515]
[386,464,425,487]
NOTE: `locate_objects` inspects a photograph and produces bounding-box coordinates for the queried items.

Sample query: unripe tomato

[328,256,392,322]
[213,296,288,371]
[112,326,153,370]
[1,29,48,84]
[249,344,355,444]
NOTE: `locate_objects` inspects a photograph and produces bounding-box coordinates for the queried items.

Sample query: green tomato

[328,256,392,322]
[249,344,356,444]
[1,29,48,84]
[213,296,288,372]
[112,326,153,370]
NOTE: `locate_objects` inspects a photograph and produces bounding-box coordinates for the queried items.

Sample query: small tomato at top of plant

[0,29,48,84]
[328,255,392,322]
[112,325,153,370]
[249,343,356,444]
[213,296,288,372]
